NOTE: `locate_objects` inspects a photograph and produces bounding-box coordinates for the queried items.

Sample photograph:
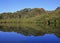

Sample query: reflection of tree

[0,26,45,36]
[0,23,60,37]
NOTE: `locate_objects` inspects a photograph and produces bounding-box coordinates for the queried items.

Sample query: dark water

[0,23,60,43]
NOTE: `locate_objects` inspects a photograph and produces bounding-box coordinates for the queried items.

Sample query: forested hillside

[0,7,60,23]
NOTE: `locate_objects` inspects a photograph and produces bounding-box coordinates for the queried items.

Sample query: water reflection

[0,32,60,43]
[0,23,60,37]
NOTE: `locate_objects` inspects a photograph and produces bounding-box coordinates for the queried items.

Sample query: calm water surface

[0,32,60,43]
[0,23,60,43]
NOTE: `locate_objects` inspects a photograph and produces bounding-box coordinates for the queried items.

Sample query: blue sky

[0,0,60,13]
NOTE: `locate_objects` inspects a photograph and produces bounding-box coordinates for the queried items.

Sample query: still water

[0,23,60,43]
[0,32,60,43]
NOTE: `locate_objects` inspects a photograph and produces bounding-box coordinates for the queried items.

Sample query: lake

[0,23,60,43]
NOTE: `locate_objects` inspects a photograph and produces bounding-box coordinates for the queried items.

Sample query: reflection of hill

[0,23,60,37]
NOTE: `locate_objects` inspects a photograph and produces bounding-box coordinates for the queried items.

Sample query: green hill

[0,7,60,23]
